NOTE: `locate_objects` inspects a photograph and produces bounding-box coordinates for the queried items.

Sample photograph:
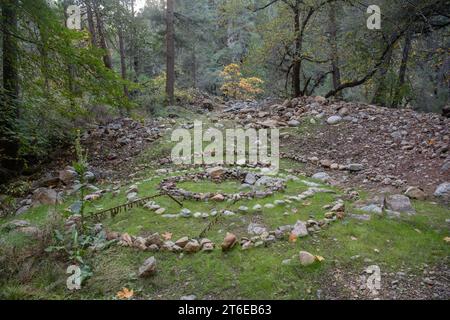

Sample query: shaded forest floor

[0,98,449,300]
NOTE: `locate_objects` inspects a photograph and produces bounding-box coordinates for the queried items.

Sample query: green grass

[0,113,449,300]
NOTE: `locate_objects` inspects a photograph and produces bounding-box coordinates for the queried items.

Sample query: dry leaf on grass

[315,255,325,262]
[162,232,173,240]
[289,233,298,243]
[117,287,134,300]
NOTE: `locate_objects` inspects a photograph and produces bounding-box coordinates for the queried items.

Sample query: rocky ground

[0,96,449,300]
[219,96,449,197]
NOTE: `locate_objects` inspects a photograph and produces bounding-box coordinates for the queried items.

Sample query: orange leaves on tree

[220,64,264,99]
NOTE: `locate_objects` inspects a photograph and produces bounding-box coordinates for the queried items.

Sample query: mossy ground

[0,111,449,300]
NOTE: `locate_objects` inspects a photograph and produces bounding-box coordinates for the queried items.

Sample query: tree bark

[292,6,301,98]
[328,3,341,98]
[85,0,98,46]
[0,0,21,179]
[371,37,394,106]
[393,30,412,108]
[166,0,175,105]
[118,26,129,99]
[192,43,197,89]
[92,0,113,69]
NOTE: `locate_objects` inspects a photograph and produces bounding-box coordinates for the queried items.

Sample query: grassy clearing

[1,163,448,300]
[0,112,448,300]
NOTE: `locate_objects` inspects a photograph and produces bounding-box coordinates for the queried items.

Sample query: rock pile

[220,96,449,196]
[159,169,286,202]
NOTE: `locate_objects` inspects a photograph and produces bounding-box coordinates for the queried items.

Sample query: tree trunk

[192,43,197,89]
[166,0,175,105]
[393,31,412,108]
[85,0,98,46]
[0,0,21,179]
[92,0,113,69]
[292,7,301,98]
[371,44,393,106]
[118,26,129,99]
[328,3,342,98]
[130,0,140,81]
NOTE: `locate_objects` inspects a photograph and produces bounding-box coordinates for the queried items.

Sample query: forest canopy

[1,0,449,181]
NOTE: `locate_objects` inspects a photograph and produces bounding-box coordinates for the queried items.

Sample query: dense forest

[1,0,449,180]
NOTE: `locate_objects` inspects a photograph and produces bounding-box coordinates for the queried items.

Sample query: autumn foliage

[220,64,264,99]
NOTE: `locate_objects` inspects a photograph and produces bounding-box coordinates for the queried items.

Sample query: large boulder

[32,188,60,206]
[385,194,415,215]
[405,187,426,200]
[434,182,450,201]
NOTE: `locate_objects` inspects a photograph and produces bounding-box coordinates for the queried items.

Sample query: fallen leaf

[444,237,450,243]
[289,233,298,243]
[162,232,173,240]
[315,255,325,262]
[117,287,134,300]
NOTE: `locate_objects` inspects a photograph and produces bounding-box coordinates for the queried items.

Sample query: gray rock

[359,204,383,215]
[32,188,60,206]
[385,194,415,215]
[180,208,192,217]
[244,173,257,185]
[312,172,331,182]
[83,171,96,183]
[288,120,300,127]
[4,219,30,231]
[434,182,450,201]
[248,223,267,235]
[327,115,342,125]
[127,192,138,202]
[15,205,31,215]
[292,221,308,238]
[138,257,157,277]
[59,169,78,185]
[299,251,316,266]
[180,295,197,300]
[347,164,364,172]
[252,204,262,212]
[238,206,249,212]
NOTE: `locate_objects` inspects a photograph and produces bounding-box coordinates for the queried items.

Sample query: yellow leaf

[315,255,325,262]
[116,287,134,300]
[289,233,298,243]
[162,232,173,240]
